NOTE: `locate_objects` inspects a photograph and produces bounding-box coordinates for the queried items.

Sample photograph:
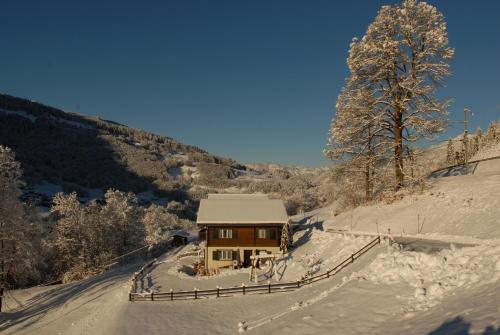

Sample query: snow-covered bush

[143,204,190,245]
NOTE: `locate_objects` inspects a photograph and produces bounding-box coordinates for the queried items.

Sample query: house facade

[197,194,288,271]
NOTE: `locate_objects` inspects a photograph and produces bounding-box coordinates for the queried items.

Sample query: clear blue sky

[1,1,499,166]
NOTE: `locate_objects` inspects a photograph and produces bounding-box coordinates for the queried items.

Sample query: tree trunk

[394,115,404,190]
[365,162,372,201]
[1,238,4,286]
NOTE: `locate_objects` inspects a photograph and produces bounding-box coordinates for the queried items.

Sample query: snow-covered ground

[138,228,375,293]
[5,239,497,335]
[319,158,500,242]
[2,158,500,334]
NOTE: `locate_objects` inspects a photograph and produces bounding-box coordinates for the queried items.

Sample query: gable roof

[197,194,288,225]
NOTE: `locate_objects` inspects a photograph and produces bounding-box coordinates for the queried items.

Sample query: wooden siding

[207,225,281,247]
[255,227,280,247]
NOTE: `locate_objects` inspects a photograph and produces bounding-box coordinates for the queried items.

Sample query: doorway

[243,250,253,267]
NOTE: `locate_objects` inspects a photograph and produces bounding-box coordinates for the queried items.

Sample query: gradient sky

[1,1,499,166]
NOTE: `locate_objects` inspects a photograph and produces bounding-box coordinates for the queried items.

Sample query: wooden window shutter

[232,250,238,260]
[213,250,219,261]
[213,228,218,239]
[232,229,238,239]
[269,229,276,240]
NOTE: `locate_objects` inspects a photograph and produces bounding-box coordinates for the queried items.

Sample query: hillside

[0,93,333,216]
[2,157,500,334]
[0,93,237,196]
[319,142,500,242]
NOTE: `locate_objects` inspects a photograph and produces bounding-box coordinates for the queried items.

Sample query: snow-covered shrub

[143,204,190,245]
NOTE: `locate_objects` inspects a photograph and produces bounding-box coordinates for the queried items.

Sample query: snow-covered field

[2,158,500,334]
[320,158,500,242]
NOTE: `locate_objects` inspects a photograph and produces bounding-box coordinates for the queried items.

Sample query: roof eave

[196,220,287,225]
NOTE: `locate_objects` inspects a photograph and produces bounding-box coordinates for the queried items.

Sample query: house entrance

[243,250,253,267]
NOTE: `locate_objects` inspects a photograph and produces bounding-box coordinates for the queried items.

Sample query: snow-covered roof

[171,229,190,237]
[197,194,288,225]
[207,193,268,200]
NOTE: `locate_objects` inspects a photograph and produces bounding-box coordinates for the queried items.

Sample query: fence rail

[428,154,500,178]
[129,235,381,302]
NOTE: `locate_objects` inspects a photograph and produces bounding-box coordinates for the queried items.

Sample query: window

[257,229,276,239]
[218,228,233,239]
[219,250,232,260]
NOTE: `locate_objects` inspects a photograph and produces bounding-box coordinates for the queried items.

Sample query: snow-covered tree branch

[336,0,454,190]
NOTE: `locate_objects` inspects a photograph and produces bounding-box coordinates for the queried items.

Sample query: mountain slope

[0,93,334,216]
[0,93,242,200]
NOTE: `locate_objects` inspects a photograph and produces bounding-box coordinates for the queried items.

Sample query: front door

[243,250,253,267]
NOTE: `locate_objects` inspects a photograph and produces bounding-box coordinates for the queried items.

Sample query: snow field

[356,244,500,314]
[319,158,500,240]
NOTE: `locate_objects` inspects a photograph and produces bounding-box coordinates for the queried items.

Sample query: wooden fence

[129,235,381,302]
[428,155,500,178]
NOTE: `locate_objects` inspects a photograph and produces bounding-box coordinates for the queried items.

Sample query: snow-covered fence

[129,259,157,298]
[128,239,176,298]
[176,250,200,260]
[129,236,381,302]
[428,155,500,179]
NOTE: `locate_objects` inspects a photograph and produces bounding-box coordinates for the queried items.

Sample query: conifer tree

[446,138,455,165]
[472,135,480,157]
[486,122,497,144]
[476,127,484,149]
[280,222,292,252]
[461,133,469,162]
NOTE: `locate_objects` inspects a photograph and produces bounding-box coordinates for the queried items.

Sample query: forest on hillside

[0,93,338,217]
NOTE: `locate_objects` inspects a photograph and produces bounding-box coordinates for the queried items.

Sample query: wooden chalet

[197,194,288,271]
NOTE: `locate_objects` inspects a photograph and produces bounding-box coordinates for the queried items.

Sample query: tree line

[0,145,192,288]
[446,122,500,165]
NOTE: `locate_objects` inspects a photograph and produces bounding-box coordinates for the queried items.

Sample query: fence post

[297,280,300,288]
[351,254,355,263]
[242,284,246,295]
[217,287,220,298]
[129,292,132,302]
[170,289,173,301]
[268,281,271,294]
[194,288,198,300]
[151,292,154,301]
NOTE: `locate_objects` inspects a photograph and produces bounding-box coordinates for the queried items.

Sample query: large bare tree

[345,0,454,189]
[325,81,387,200]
